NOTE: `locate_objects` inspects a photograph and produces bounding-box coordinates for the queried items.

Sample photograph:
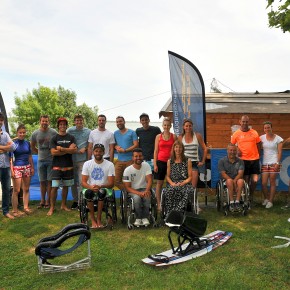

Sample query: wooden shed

[159,91,290,149]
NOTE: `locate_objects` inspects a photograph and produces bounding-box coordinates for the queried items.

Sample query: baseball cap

[139,113,149,119]
[57,117,68,125]
[93,143,105,151]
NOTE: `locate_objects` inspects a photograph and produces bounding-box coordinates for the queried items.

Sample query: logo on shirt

[91,167,104,181]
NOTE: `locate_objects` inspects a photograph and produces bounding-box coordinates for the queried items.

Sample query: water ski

[142,230,232,267]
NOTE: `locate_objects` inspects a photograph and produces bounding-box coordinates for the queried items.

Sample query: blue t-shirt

[11,139,31,166]
[114,129,138,161]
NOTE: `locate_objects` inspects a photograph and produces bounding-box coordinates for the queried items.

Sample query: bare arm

[153,134,160,172]
[87,142,93,159]
[109,143,115,162]
[30,140,38,154]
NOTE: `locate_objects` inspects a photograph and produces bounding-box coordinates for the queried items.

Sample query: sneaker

[262,199,269,206]
[235,203,242,211]
[265,202,273,209]
[229,203,235,212]
[134,219,142,226]
[142,218,150,226]
[281,204,290,210]
[71,202,78,210]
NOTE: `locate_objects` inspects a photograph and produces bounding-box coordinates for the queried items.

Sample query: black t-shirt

[50,133,76,167]
[136,126,161,161]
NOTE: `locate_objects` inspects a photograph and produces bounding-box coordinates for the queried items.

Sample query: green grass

[0,194,289,290]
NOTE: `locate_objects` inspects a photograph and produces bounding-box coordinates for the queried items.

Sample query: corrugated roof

[159,91,290,117]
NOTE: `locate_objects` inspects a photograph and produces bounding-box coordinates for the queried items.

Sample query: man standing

[123,148,152,226]
[218,143,245,211]
[114,116,138,190]
[231,115,261,203]
[82,143,115,228]
[87,114,115,162]
[136,113,161,166]
[31,115,57,209]
[0,112,15,219]
[67,114,91,209]
[47,117,77,216]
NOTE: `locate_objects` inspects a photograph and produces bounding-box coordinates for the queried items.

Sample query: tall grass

[0,193,289,290]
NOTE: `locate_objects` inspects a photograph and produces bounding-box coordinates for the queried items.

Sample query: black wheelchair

[119,189,158,229]
[160,186,199,221]
[216,179,250,216]
[79,188,117,229]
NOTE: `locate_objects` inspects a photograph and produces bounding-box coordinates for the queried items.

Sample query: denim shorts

[37,160,53,182]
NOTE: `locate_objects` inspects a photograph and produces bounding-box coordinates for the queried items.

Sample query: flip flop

[37,203,45,209]
[44,204,50,209]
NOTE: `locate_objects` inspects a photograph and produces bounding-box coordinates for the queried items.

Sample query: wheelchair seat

[35,223,91,273]
[165,210,208,256]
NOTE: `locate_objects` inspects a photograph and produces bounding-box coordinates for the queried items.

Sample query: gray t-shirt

[218,156,244,179]
[31,128,57,161]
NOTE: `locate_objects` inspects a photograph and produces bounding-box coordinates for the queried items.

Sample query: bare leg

[22,176,31,211]
[191,170,199,188]
[268,173,277,203]
[47,187,58,216]
[61,186,70,211]
[40,180,47,205]
[12,178,23,215]
[261,173,269,201]
[87,201,98,228]
[97,200,104,227]
[226,179,234,201]
[155,179,164,211]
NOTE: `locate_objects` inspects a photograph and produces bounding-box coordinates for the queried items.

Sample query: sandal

[44,204,50,209]
[12,211,25,217]
[37,203,45,209]
[24,208,33,214]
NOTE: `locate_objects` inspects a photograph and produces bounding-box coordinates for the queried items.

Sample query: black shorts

[51,169,74,180]
[243,160,260,176]
[155,160,168,181]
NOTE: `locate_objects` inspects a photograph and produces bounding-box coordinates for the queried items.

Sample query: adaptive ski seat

[35,223,91,273]
[165,210,207,256]
[119,189,158,229]
[79,188,117,229]
[216,179,250,216]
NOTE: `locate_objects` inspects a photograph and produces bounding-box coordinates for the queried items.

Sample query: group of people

[219,115,287,211]
[0,112,289,226]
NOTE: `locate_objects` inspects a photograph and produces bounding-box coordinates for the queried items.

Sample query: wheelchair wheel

[107,190,117,223]
[241,181,250,210]
[127,198,135,229]
[191,188,199,215]
[150,189,158,223]
[216,180,222,212]
[120,190,128,224]
[160,189,167,220]
[79,192,88,225]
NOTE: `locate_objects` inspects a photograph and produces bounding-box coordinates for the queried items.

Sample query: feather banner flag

[168,51,206,141]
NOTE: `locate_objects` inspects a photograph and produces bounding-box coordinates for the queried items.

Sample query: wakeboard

[142,230,232,267]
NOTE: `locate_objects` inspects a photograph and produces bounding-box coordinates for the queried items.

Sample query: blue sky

[1,0,289,122]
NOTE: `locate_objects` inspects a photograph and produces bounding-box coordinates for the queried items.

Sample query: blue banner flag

[168,51,206,141]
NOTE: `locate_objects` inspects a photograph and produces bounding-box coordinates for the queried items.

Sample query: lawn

[0,193,289,290]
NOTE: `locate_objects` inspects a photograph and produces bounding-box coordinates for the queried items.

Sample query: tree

[10,84,98,138]
[267,0,290,33]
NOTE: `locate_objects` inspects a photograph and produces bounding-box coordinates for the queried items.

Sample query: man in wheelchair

[218,143,245,212]
[81,143,115,228]
[123,148,152,226]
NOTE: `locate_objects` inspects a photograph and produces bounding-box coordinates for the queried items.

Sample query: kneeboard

[142,230,232,267]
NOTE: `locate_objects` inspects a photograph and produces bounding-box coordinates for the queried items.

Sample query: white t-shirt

[88,129,115,158]
[123,162,152,189]
[260,134,283,164]
[82,159,115,185]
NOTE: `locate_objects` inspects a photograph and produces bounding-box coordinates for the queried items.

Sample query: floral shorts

[13,164,32,178]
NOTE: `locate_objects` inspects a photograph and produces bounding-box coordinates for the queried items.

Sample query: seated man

[218,143,245,211]
[82,144,115,229]
[123,148,152,226]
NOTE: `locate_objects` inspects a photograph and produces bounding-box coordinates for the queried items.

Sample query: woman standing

[153,117,176,211]
[162,140,194,217]
[10,124,34,216]
[178,119,207,188]
[260,121,283,209]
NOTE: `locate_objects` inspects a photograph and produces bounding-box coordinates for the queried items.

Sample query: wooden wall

[206,113,290,149]
[163,112,290,149]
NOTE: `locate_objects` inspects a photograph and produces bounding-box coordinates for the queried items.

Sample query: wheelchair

[119,189,158,230]
[79,188,117,229]
[160,186,199,221]
[216,179,250,216]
